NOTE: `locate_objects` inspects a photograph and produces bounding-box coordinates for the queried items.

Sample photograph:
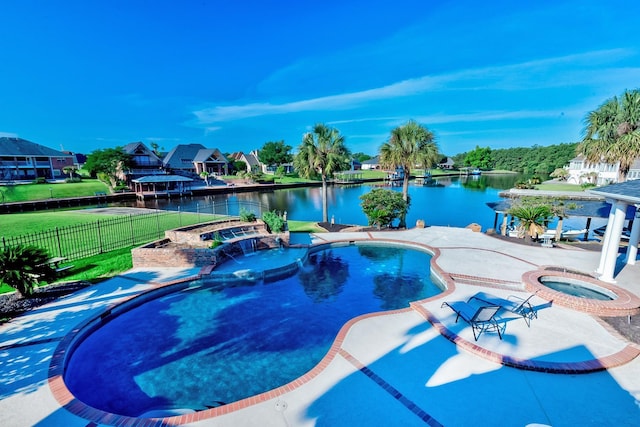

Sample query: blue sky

[1,0,639,157]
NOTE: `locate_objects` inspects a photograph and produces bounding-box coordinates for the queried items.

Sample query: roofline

[589,189,640,205]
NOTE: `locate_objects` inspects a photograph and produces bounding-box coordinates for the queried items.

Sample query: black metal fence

[0,200,266,262]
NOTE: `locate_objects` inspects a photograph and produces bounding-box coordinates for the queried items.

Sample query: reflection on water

[119,174,558,231]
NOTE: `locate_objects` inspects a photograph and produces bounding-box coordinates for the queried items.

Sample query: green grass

[287,220,325,233]
[534,183,585,192]
[0,246,134,295]
[0,211,123,237]
[0,179,110,203]
[61,246,134,283]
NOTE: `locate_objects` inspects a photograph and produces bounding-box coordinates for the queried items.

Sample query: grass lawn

[0,246,134,295]
[287,220,325,233]
[0,180,110,202]
[0,210,123,237]
[535,183,586,192]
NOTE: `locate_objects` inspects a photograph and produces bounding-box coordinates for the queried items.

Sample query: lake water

[133,174,523,231]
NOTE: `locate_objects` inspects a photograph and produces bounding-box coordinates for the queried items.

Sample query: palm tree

[508,203,552,241]
[0,245,55,297]
[379,120,439,227]
[579,89,640,182]
[294,123,351,222]
[63,166,77,179]
[199,171,210,186]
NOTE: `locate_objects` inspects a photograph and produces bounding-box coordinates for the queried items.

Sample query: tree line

[452,142,578,175]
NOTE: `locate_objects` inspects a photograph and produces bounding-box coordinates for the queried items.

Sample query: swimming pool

[63,243,443,417]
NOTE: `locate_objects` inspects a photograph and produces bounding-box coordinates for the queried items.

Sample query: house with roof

[438,157,455,170]
[162,143,229,177]
[229,151,262,173]
[0,137,75,181]
[119,142,165,182]
[361,156,380,170]
[567,155,640,184]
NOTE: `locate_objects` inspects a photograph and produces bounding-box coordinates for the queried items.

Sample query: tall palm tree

[379,120,439,227]
[0,245,55,297]
[294,124,351,222]
[579,89,640,182]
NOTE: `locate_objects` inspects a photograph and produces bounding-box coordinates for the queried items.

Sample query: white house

[567,155,622,185]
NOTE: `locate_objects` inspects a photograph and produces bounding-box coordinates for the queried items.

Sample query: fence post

[55,227,63,257]
[96,220,104,253]
[129,214,135,246]
[156,209,161,239]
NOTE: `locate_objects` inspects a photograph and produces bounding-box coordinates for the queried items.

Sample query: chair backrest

[471,305,501,322]
[513,294,535,312]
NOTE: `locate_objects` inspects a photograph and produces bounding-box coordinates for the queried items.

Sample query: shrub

[514,180,535,189]
[64,177,83,183]
[359,188,408,229]
[210,232,224,248]
[33,177,47,184]
[262,210,285,233]
[239,208,257,222]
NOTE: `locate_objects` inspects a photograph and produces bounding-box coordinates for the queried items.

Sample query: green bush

[64,177,83,183]
[33,177,47,184]
[262,210,285,233]
[359,188,408,229]
[514,180,535,189]
[239,208,257,222]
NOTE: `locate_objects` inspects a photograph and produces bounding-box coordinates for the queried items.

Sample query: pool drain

[275,399,288,412]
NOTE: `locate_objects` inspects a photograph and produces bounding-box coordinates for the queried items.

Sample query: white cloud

[192,48,637,124]
[0,132,19,138]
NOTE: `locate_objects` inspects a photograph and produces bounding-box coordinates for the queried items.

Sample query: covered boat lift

[132,175,193,200]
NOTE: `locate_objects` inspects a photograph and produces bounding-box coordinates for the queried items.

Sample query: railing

[0,200,266,262]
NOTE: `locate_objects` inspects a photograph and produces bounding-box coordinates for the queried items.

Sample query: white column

[626,207,640,265]
[599,200,628,283]
[596,200,617,275]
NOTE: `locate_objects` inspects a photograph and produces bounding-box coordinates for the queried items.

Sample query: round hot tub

[538,276,615,301]
[522,269,640,317]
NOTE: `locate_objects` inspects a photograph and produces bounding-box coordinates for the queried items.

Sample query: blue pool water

[64,244,442,417]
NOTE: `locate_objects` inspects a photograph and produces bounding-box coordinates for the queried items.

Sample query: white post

[596,200,616,275]
[599,200,628,283]
[625,207,640,265]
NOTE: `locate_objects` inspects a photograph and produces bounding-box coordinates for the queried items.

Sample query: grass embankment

[0,179,110,203]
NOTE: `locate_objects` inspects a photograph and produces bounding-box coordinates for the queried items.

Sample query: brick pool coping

[522,267,640,317]
[47,237,640,426]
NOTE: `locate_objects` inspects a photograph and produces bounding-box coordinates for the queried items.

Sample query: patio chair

[441,301,503,341]
[469,291,538,327]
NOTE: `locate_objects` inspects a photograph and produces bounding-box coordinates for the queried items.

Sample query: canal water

[126,174,528,232]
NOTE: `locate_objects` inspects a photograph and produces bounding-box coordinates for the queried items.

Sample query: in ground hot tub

[538,276,615,301]
[522,269,640,317]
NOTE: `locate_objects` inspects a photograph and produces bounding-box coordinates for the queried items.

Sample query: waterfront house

[438,157,455,170]
[229,150,262,173]
[0,137,75,181]
[119,142,165,183]
[163,144,229,177]
[567,155,640,184]
[361,156,380,170]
